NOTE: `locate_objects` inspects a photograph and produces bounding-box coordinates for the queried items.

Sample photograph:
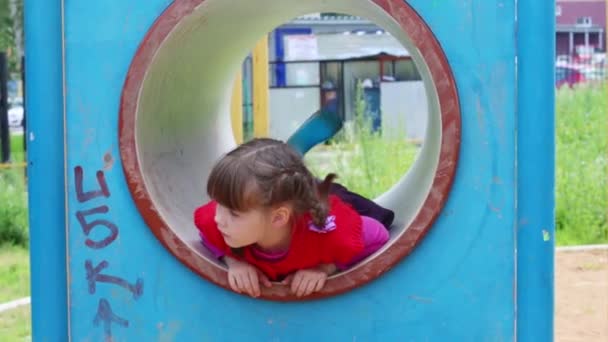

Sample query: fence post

[22,55,26,156]
[0,52,9,163]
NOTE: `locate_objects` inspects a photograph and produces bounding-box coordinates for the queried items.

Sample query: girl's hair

[207,138,336,226]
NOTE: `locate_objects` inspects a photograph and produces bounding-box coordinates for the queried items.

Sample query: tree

[0,0,22,76]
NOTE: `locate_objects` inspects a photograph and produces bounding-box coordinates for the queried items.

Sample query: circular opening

[119,0,460,300]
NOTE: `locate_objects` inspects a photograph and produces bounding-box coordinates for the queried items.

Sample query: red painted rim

[119,0,460,301]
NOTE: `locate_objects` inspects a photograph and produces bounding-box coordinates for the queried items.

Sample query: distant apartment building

[556,0,606,56]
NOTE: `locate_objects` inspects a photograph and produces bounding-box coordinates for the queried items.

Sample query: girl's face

[214,204,271,248]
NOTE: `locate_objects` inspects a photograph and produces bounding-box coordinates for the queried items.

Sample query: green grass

[9,134,25,164]
[0,135,31,340]
[305,137,418,199]
[0,169,28,247]
[0,246,30,303]
[0,245,30,341]
[0,133,25,164]
[305,80,419,199]
[0,134,27,247]
[555,84,607,245]
[0,305,31,341]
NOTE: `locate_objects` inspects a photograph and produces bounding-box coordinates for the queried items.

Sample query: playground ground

[555,247,608,341]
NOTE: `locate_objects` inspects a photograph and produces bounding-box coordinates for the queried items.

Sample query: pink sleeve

[194,201,228,259]
[322,196,365,266]
[336,216,389,270]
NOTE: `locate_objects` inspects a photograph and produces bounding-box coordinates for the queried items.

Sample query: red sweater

[194,196,364,281]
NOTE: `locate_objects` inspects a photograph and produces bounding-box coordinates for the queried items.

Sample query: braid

[308,173,337,227]
[273,165,336,227]
[309,202,328,227]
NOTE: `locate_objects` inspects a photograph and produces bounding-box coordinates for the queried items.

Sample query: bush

[0,169,28,247]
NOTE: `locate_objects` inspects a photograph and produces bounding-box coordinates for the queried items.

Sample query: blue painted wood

[24,0,67,340]
[22,0,550,339]
[517,0,556,341]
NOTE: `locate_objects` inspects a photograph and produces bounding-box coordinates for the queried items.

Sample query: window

[395,60,422,81]
[576,17,592,27]
[555,5,561,17]
[269,62,320,87]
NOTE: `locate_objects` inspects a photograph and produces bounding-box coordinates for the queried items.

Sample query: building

[556,0,606,57]
[265,14,427,142]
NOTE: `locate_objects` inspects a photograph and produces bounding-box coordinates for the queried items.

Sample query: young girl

[194,138,389,298]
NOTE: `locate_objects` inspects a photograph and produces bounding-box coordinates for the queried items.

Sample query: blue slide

[286,99,342,155]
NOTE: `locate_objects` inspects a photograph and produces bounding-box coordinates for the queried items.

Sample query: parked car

[556,55,572,65]
[556,66,585,88]
[580,65,607,81]
[8,97,24,127]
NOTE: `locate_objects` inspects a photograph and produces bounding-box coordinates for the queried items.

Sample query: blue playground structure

[25,0,554,340]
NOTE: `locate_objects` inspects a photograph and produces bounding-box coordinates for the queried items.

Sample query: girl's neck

[256,221,293,252]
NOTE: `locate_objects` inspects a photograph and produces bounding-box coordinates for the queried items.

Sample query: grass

[0,133,30,341]
[305,138,419,199]
[0,245,30,341]
[0,168,28,248]
[0,133,25,164]
[9,134,25,164]
[0,133,28,248]
[555,84,607,245]
[0,246,30,303]
[305,81,419,199]
[0,305,31,341]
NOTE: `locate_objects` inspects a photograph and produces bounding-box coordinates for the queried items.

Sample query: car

[555,65,585,88]
[556,55,572,65]
[580,65,607,81]
[7,97,24,127]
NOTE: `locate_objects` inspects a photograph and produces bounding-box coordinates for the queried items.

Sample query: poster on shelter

[284,34,319,61]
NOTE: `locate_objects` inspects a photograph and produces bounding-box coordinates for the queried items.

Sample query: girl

[194,138,389,298]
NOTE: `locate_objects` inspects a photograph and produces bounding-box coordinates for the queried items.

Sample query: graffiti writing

[75,166,110,202]
[74,165,143,339]
[85,260,144,300]
[76,206,118,249]
[93,298,129,341]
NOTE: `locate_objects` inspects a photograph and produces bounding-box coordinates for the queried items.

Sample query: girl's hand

[224,257,272,297]
[282,264,337,297]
